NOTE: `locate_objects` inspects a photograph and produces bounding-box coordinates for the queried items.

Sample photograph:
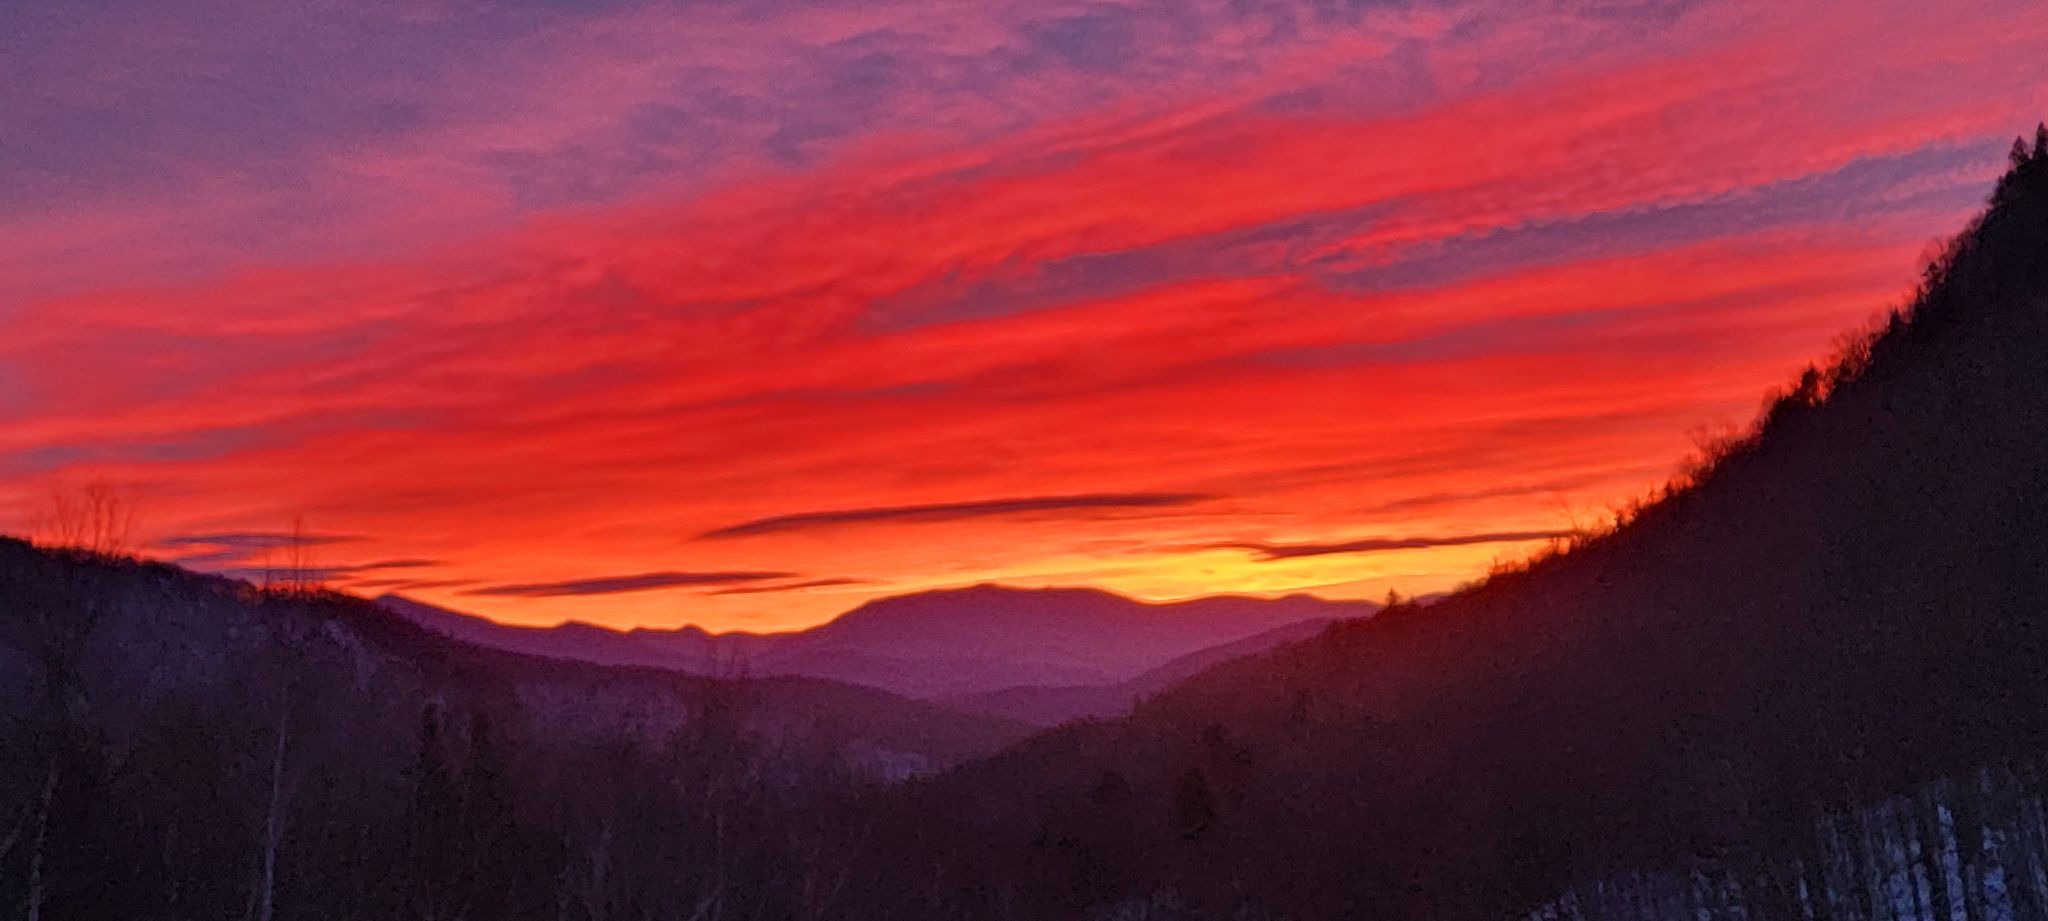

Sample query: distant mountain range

[379,585,1376,703]
[0,541,1033,780]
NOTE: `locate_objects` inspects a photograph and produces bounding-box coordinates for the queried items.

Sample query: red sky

[3,0,2044,631]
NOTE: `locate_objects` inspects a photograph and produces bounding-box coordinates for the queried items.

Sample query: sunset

[7,1,2048,918]
[8,0,2045,631]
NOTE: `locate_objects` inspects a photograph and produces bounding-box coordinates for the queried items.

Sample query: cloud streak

[463,571,796,598]
[699,493,1214,539]
[208,559,446,584]
[1204,530,1572,561]
[705,577,876,596]
[158,531,365,551]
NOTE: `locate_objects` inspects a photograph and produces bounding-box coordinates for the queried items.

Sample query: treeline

[0,696,864,920]
[1526,756,2048,921]
[0,541,877,921]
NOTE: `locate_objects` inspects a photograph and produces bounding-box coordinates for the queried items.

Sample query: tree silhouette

[30,482,134,558]
[12,484,134,921]
[408,705,462,921]
[1172,768,1216,841]
[456,712,512,918]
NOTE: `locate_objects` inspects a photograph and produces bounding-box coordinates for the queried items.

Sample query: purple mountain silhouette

[378,584,1376,699]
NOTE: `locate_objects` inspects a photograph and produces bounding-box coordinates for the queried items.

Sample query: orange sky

[3,0,2044,631]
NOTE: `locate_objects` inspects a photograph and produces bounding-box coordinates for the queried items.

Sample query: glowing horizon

[4,0,2043,631]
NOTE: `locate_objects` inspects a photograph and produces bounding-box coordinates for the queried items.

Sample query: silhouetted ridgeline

[819,131,2048,919]
[382,585,1367,702]
[0,540,1025,920]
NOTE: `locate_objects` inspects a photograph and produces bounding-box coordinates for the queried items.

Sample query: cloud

[343,558,441,571]
[1204,529,1569,561]
[157,532,378,569]
[158,531,365,551]
[155,531,440,583]
[208,559,445,584]
[1357,467,1670,517]
[352,578,483,591]
[698,493,1214,539]
[462,570,796,598]
[3,0,2043,633]
[705,577,875,596]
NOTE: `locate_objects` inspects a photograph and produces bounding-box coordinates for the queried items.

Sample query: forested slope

[836,131,2048,921]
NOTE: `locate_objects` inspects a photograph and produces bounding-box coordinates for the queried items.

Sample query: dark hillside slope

[0,539,1024,773]
[843,137,2048,920]
[943,617,1342,726]
[0,541,1025,920]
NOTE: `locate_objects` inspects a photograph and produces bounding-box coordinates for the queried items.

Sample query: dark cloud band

[158,531,365,551]
[1207,529,1568,561]
[705,577,873,596]
[463,570,795,598]
[699,492,1211,539]
[210,559,446,584]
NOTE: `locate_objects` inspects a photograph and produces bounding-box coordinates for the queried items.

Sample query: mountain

[380,585,1373,699]
[0,537,1034,782]
[0,537,1035,917]
[942,617,1340,726]
[816,135,2048,920]
[375,593,748,670]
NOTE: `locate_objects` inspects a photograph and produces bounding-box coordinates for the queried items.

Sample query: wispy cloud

[1204,530,1569,561]
[1357,467,1670,517]
[462,570,796,598]
[158,531,364,551]
[158,533,427,576]
[354,578,483,592]
[704,577,874,596]
[699,493,1213,539]
[3,0,2041,631]
[209,559,446,584]
[343,558,441,571]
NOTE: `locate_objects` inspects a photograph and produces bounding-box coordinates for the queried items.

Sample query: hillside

[943,617,1341,726]
[0,540,1026,773]
[0,539,1029,919]
[382,585,1369,699]
[826,134,2048,919]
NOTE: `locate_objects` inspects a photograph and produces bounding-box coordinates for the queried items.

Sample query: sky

[3,0,2044,632]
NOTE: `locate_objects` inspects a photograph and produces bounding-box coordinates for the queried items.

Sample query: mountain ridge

[379,584,1377,699]
[0,538,1034,777]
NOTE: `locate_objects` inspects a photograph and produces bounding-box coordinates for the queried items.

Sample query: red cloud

[2,0,2042,630]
